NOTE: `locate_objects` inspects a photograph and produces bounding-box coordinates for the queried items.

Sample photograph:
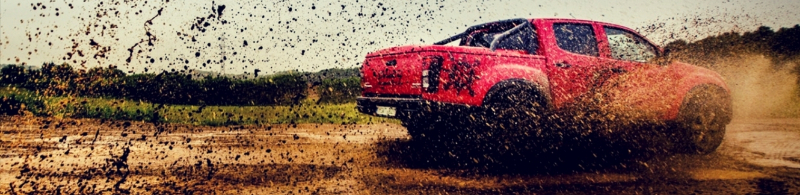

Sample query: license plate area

[375,106,397,117]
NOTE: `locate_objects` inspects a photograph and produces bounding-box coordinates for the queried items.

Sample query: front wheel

[677,86,732,154]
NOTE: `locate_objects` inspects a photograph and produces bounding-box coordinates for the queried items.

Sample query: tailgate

[362,53,423,96]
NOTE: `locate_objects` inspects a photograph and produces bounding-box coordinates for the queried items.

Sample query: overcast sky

[1,0,799,74]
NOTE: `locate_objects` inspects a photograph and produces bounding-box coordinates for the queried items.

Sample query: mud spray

[567,53,800,130]
[710,55,800,119]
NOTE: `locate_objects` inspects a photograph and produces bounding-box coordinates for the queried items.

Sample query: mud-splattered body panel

[358,18,730,121]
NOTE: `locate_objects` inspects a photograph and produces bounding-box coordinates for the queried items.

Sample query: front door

[596,25,670,118]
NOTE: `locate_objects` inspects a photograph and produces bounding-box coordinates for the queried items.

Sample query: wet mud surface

[1,116,799,194]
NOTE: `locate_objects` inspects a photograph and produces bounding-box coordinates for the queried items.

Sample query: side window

[604,27,657,62]
[495,25,539,54]
[554,23,599,56]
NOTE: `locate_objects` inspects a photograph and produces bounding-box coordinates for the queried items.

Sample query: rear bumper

[356,96,484,121]
[356,97,423,119]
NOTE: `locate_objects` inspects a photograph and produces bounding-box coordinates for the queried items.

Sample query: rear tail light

[421,56,443,93]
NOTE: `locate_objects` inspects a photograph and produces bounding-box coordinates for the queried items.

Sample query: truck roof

[532,18,639,32]
[366,18,659,58]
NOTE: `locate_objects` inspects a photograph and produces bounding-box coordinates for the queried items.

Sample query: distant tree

[743,26,775,44]
[0,65,29,85]
[266,73,308,105]
[200,75,233,105]
[770,25,800,62]
[76,66,127,97]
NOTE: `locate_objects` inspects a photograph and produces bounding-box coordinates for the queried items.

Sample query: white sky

[1,0,799,74]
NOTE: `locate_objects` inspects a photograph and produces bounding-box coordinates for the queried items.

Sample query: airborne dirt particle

[3,0,800,194]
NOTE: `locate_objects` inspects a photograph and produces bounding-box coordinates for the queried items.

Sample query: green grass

[161,99,398,126]
[47,96,159,121]
[0,86,399,125]
[0,87,47,115]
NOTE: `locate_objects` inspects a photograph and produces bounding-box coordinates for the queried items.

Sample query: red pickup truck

[357,18,731,155]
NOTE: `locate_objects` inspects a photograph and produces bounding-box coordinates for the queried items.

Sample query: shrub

[317,77,360,104]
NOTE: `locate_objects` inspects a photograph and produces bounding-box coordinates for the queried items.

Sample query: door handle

[555,62,572,68]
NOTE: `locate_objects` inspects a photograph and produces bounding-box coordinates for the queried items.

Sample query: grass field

[0,87,399,125]
[160,101,398,126]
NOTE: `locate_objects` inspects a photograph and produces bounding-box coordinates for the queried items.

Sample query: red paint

[360,18,729,121]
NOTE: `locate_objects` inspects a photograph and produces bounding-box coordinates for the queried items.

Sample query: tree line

[665,25,800,65]
[0,63,350,106]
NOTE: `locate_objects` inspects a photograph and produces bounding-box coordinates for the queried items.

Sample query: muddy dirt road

[1,116,799,194]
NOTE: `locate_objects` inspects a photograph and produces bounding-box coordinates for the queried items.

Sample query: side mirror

[656,48,673,66]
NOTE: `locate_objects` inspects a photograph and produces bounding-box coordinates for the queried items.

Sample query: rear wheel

[404,119,435,141]
[403,114,448,142]
[677,86,732,154]
[480,85,548,161]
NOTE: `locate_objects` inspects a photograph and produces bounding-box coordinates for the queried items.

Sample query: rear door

[539,19,604,109]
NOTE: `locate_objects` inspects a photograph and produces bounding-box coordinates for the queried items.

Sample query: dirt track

[1,116,799,194]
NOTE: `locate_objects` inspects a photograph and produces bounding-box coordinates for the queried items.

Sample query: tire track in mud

[0,117,409,193]
[720,119,800,168]
[1,116,799,193]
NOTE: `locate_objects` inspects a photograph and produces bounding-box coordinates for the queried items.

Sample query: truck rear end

[357,18,538,120]
[356,46,446,119]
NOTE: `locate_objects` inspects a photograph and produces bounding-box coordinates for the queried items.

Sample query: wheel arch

[482,78,553,111]
[663,63,731,120]
[474,64,552,107]
[674,84,733,123]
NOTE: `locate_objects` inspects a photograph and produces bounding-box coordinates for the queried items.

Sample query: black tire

[404,120,435,141]
[403,114,447,142]
[480,85,548,160]
[677,85,732,154]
